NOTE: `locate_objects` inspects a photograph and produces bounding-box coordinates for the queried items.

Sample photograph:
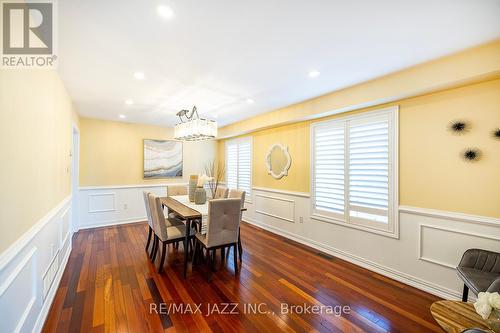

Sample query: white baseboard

[244,217,460,300]
[78,216,146,230]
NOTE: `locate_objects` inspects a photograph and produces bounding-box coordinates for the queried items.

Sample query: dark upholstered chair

[457,249,500,301]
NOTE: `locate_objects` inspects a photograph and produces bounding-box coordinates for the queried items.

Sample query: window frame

[310,106,399,238]
[225,136,253,203]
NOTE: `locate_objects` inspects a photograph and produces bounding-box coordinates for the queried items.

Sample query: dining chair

[148,193,195,273]
[167,184,188,196]
[166,185,188,221]
[192,198,242,280]
[213,186,228,199]
[143,191,182,261]
[227,189,245,263]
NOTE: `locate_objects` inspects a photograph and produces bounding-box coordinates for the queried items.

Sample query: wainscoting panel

[0,196,72,333]
[255,193,295,223]
[78,183,187,230]
[88,193,115,213]
[419,224,500,269]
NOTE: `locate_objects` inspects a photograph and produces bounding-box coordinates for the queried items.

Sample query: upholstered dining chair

[143,191,182,261]
[457,248,500,301]
[227,189,245,263]
[167,184,187,196]
[192,198,242,280]
[213,186,228,199]
[166,185,188,221]
[148,193,195,273]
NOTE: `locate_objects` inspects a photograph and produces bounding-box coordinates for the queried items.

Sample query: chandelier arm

[192,106,199,119]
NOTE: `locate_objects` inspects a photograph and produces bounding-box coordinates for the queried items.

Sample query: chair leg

[150,235,157,261]
[152,236,159,263]
[192,239,199,264]
[158,242,167,273]
[238,232,243,263]
[221,247,225,262]
[206,248,213,281]
[462,284,469,302]
[145,226,152,251]
[233,244,238,275]
[211,249,217,271]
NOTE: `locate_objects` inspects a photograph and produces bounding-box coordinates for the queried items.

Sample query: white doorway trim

[71,124,80,232]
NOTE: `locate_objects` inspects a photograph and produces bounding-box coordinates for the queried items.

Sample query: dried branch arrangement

[205,159,225,198]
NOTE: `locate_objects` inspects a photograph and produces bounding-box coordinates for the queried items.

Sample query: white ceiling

[58,0,500,127]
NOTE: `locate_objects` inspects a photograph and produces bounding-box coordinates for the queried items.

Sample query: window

[311,107,398,237]
[226,137,252,200]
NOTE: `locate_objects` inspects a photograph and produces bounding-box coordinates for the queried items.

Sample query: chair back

[142,191,153,228]
[205,198,241,248]
[214,186,228,199]
[167,185,188,196]
[228,189,245,208]
[148,193,168,241]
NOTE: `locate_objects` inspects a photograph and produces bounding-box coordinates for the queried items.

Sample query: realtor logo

[1,0,57,68]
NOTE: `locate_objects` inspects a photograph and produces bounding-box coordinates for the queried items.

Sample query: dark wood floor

[42,222,442,333]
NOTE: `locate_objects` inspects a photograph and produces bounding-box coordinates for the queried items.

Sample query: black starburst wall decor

[463,148,481,162]
[493,128,500,139]
[449,120,469,134]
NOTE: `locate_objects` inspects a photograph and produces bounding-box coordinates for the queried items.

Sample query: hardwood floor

[42,222,442,333]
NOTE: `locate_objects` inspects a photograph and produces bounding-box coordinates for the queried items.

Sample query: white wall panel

[0,196,72,333]
[419,224,500,269]
[255,193,295,223]
[78,184,185,230]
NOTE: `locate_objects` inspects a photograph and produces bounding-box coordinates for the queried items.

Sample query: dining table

[160,195,246,278]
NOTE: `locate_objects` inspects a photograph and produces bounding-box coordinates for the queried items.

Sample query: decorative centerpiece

[194,174,211,204]
[188,175,198,202]
[474,292,500,332]
[205,159,225,199]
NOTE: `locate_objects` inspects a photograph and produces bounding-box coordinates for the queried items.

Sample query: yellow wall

[79,117,216,186]
[217,79,500,218]
[0,70,79,254]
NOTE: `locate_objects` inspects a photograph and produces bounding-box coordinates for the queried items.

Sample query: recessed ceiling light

[246,98,255,104]
[157,5,174,19]
[308,70,320,78]
[125,99,134,105]
[133,71,145,80]
[119,114,126,119]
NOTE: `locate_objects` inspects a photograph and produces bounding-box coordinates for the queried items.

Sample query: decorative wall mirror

[265,143,291,179]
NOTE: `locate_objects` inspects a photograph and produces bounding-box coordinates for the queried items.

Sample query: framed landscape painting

[143,139,183,178]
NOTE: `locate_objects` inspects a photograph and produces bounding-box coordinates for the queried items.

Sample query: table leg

[183,218,191,278]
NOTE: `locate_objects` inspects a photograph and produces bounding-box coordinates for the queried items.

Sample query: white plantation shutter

[348,115,389,224]
[225,137,252,199]
[312,123,345,219]
[226,143,238,190]
[312,108,397,234]
[237,140,252,197]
